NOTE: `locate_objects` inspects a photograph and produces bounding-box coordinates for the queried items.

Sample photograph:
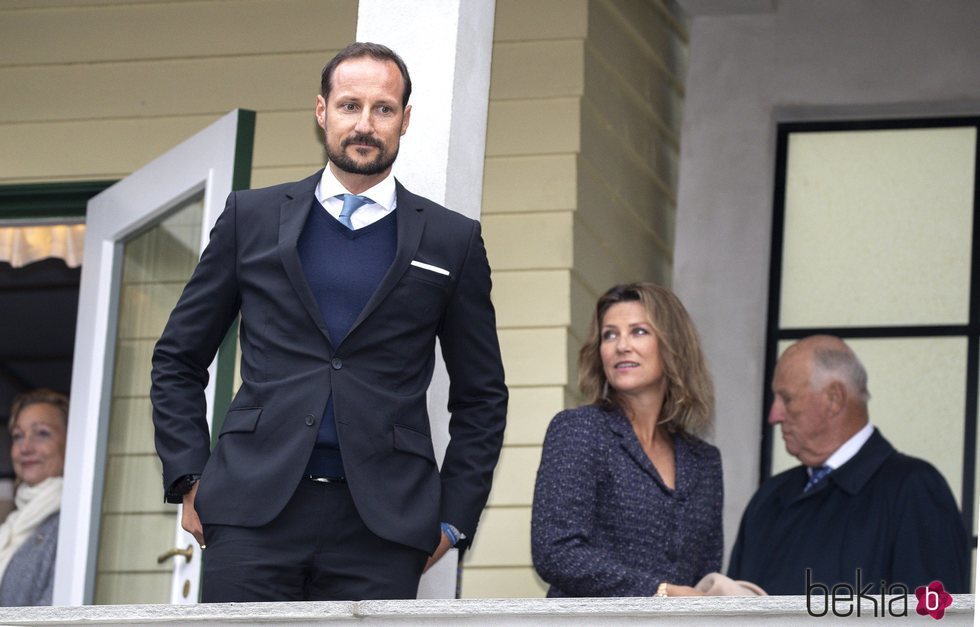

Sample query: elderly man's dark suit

[728,429,969,594]
[151,169,507,576]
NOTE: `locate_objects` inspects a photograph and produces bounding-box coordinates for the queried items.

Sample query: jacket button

[331,358,343,370]
[304,414,315,426]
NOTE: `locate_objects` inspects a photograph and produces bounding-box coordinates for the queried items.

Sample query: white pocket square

[410,260,450,276]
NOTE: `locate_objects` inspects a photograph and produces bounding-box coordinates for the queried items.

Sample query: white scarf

[0,476,62,581]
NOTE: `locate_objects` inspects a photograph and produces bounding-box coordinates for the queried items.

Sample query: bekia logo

[915,581,953,620]
[806,570,954,620]
[805,569,909,617]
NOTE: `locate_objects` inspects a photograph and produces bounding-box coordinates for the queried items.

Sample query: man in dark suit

[728,335,969,594]
[151,42,507,602]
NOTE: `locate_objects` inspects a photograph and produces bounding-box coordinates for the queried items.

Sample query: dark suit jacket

[151,170,507,554]
[728,429,970,593]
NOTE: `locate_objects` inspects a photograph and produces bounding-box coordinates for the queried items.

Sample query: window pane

[94,193,203,604]
[771,337,966,509]
[779,127,976,327]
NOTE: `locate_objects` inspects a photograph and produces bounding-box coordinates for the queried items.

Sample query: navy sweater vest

[297,201,397,476]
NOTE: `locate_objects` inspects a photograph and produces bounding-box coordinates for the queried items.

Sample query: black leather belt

[307,474,346,484]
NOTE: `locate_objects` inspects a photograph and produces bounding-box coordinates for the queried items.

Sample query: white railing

[0,596,972,625]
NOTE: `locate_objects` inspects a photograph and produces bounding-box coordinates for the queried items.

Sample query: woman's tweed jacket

[531,405,723,597]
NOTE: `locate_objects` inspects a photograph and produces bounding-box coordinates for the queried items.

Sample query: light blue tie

[804,465,832,492]
[337,194,371,229]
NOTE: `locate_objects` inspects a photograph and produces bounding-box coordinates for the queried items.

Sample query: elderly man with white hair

[728,335,969,594]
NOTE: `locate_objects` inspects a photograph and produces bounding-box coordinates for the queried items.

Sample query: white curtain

[0,224,85,268]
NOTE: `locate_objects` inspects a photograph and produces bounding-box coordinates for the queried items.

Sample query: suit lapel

[343,181,425,342]
[277,169,334,346]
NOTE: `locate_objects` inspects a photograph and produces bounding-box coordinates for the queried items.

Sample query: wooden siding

[0,0,357,185]
[465,0,686,597]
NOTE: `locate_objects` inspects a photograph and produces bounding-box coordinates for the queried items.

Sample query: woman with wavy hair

[532,282,721,597]
[0,389,68,606]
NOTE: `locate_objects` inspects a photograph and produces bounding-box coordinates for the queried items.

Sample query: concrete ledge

[0,595,973,625]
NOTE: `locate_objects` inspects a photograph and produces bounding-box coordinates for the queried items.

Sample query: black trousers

[201,478,428,602]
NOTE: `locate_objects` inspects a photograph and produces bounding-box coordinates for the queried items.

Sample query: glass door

[54,110,254,605]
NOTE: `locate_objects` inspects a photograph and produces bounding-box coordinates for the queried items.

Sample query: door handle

[157,545,194,564]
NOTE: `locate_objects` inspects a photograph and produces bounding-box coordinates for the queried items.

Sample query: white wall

[672,0,980,561]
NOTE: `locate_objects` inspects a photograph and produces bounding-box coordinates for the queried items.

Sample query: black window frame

[762,115,980,538]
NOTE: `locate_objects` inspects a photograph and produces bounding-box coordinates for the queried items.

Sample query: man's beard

[326,133,398,176]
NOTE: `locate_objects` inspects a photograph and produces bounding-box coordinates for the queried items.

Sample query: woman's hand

[666,584,705,596]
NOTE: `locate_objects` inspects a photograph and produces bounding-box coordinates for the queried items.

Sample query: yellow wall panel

[107,397,156,456]
[487,446,542,507]
[0,0,355,65]
[584,46,680,148]
[466,506,532,567]
[570,271,598,344]
[485,98,580,157]
[578,158,673,256]
[492,270,570,328]
[494,0,588,42]
[577,167,671,269]
[490,40,584,100]
[499,328,569,387]
[503,386,565,446]
[117,283,187,340]
[0,115,224,182]
[252,111,327,169]
[572,215,669,301]
[482,155,577,214]
[589,0,686,95]
[565,330,585,396]
[604,0,688,81]
[482,212,573,271]
[111,339,154,398]
[582,74,678,188]
[1,53,330,124]
[101,454,169,514]
[579,102,675,221]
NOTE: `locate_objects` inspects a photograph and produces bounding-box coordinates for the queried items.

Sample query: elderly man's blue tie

[804,465,832,492]
[337,194,371,229]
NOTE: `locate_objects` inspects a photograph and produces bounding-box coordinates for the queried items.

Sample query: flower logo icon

[915,581,952,620]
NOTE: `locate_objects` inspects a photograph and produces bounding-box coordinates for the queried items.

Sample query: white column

[356,1,495,220]
[354,0,496,599]
[355,2,495,463]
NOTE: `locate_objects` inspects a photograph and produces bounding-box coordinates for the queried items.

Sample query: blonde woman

[532,283,721,597]
[0,389,67,606]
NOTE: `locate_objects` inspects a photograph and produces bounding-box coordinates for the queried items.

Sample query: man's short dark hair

[320,42,412,108]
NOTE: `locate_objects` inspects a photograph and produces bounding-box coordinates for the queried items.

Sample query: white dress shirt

[315,165,397,230]
[815,422,874,474]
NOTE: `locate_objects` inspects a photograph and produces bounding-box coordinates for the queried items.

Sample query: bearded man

[151,42,507,602]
